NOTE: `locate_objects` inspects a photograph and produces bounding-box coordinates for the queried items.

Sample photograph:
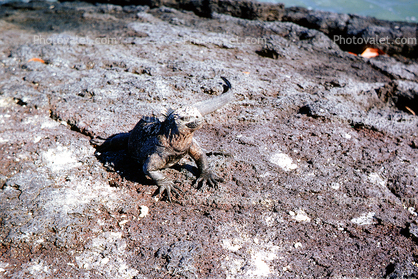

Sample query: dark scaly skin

[91,78,231,202]
[129,107,222,201]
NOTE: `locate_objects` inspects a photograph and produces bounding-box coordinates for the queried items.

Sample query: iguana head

[162,77,232,135]
[167,106,204,134]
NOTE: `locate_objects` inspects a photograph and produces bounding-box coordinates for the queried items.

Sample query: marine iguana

[91,77,233,201]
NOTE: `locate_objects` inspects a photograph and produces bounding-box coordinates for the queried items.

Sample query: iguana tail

[195,77,233,116]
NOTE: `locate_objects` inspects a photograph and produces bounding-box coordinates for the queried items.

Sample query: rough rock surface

[59,0,417,57]
[0,1,418,278]
[282,7,418,58]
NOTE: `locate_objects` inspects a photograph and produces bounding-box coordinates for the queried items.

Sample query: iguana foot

[154,179,182,202]
[194,170,224,190]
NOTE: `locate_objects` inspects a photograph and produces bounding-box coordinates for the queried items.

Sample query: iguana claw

[194,170,224,190]
[154,180,183,202]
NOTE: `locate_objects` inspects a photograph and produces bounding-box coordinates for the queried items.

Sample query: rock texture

[59,0,417,57]
[0,1,417,278]
[282,6,418,58]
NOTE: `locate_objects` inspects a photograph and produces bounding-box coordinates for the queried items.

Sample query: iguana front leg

[143,154,181,202]
[189,139,224,190]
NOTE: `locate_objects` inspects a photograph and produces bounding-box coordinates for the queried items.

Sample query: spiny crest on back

[160,107,175,120]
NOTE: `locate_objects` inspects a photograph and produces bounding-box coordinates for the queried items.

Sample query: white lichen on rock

[269,152,298,171]
[75,232,139,278]
[351,212,376,225]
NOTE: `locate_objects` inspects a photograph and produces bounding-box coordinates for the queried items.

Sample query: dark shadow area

[384,263,396,278]
[255,47,280,59]
[392,93,418,116]
[377,81,418,115]
[93,148,151,186]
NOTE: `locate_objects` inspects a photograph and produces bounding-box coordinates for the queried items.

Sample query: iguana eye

[180,116,191,122]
